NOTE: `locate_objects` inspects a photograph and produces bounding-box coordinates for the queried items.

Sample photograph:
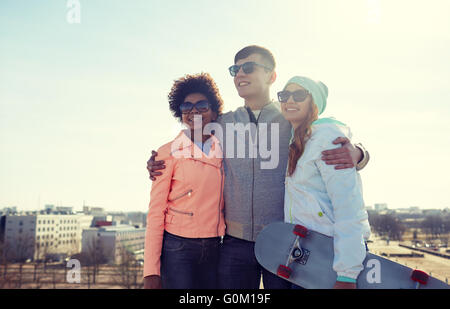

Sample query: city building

[0,206,18,215]
[82,206,105,214]
[374,203,388,212]
[82,225,145,264]
[125,212,147,228]
[422,209,443,216]
[2,212,93,262]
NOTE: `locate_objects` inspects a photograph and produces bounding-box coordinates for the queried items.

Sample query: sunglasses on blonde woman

[277,89,310,103]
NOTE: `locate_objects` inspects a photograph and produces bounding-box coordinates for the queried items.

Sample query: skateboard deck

[255,222,449,289]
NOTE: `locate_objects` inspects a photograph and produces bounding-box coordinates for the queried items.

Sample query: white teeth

[239,82,250,86]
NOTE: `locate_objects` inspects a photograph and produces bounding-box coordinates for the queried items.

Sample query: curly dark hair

[168,72,224,121]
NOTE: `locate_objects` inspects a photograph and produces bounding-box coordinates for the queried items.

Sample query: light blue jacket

[284,122,371,279]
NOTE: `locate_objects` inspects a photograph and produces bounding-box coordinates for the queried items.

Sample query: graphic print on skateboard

[255,222,449,289]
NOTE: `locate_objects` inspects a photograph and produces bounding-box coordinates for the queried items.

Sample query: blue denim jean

[160,231,220,289]
[217,235,292,289]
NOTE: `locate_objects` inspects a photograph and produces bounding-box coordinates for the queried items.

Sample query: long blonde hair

[287,101,319,176]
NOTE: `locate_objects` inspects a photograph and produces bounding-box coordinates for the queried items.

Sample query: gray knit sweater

[217,101,292,242]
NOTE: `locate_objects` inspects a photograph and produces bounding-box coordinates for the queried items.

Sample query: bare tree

[5,234,35,288]
[81,235,109,284]
[368,212,406,240]
[0,241,13,288]
[421,215,448,239]
[33,241,44,283]
[112,242,141,289]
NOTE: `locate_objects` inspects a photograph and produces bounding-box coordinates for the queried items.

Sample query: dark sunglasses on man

[277,89,310,103]
[180,100,211,114]
[228,61,273,77]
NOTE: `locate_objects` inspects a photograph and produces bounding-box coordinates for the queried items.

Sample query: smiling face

[181,93,217,132]
[281,83,314,128]
[233,53,274,101]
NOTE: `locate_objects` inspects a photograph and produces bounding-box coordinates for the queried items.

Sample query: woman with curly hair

[144,72,225,289]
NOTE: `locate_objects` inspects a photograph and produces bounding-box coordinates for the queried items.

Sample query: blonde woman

[279,76,371,289]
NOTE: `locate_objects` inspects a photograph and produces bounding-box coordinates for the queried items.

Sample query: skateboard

[255,222,449,289]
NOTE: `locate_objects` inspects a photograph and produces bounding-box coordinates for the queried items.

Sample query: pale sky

[1,0,449,212]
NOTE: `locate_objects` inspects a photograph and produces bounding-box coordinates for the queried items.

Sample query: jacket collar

[239,100,279,122]
[170,130,223,168]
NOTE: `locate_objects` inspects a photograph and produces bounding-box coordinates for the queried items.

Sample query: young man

[147,45,369,289]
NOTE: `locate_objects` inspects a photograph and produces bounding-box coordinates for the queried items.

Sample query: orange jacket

[144,131,225,277]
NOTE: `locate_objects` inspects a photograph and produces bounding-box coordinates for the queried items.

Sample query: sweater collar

[241,100,277,121]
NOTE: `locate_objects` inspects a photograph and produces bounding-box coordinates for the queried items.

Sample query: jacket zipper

[217,162,224,236]
[167,190,194,216]
[168,207,194,216]
[245,105,261,241]
[168,189,193,202]
[287,181,293,224]
[251,151,255,240]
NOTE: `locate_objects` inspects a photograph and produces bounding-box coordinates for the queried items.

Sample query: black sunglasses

[180,100,211,114]
[277,89,310,103]
[228,61,273,77]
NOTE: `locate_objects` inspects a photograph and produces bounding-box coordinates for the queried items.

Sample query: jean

[160,231,220,289]
[217,235,292,289]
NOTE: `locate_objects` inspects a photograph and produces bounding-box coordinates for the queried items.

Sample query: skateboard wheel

[411,269,429,285]
[277,265,292,279]
[293,224,308,237]
[292,247,304,259]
